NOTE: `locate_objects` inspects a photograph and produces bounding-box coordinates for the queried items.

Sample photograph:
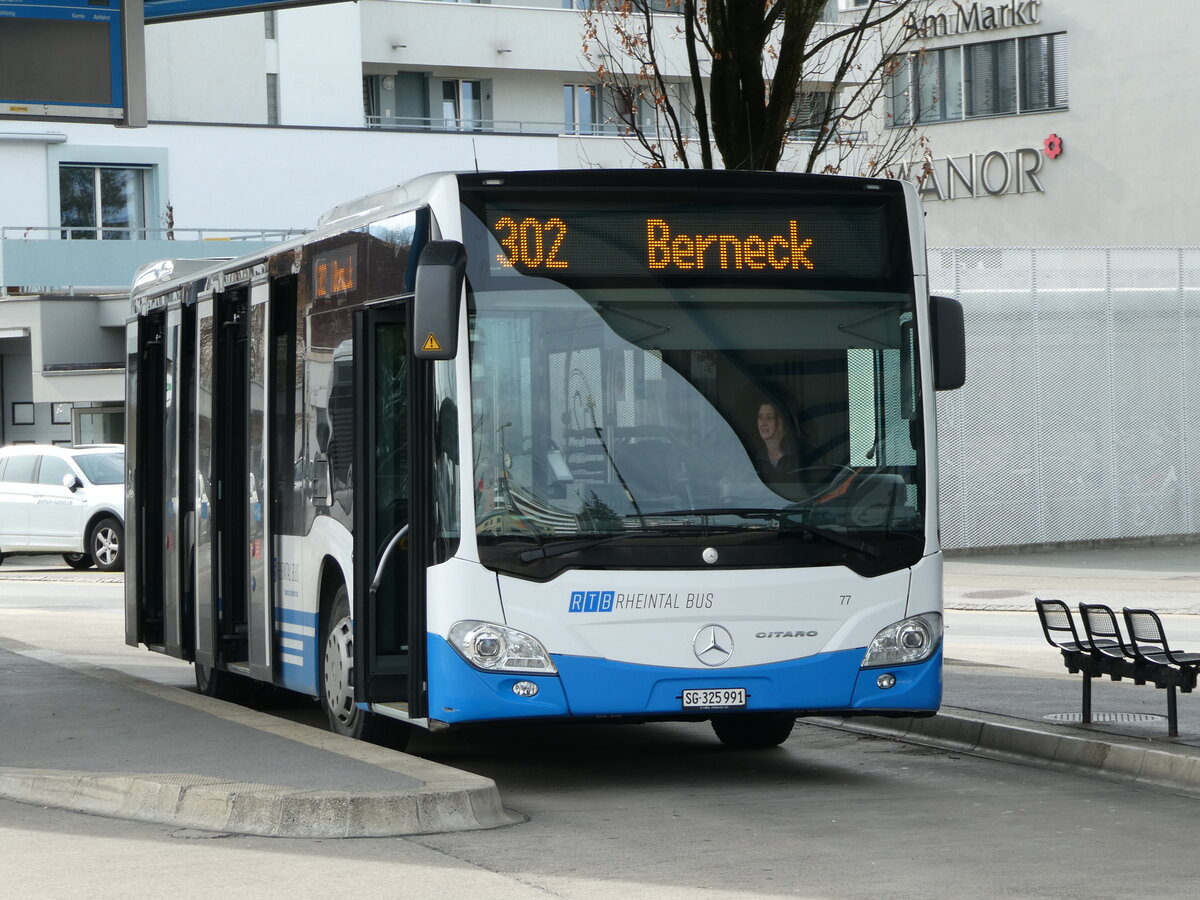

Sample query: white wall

[145,15,269,123]
[0,139,52,227]
[277,6,366,127]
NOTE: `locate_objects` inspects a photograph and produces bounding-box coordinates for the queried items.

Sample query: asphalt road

[3,548,1200,897]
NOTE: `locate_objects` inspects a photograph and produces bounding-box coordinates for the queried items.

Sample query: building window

[914,46,962,123]
[75,406,124,444]
[267,73,280,125]
[564,84,599,134]
[441,79,483,131]
[964,39,1016,117]
[264,10,276,39]
[790,89,840,137]
[889,32,1066,125]
[1020,32,1068,112]
[11,402,34,426]
[59,165,147,240]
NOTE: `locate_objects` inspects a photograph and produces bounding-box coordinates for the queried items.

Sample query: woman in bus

[752,400,802,482]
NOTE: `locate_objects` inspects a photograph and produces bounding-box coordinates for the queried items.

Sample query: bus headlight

[860,613,942,668]
[448,620,557,674]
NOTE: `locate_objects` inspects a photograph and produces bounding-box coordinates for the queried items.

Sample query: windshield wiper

[648,508,883,557]
[516,525,730,563]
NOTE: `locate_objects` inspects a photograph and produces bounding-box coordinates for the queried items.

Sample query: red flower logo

[1043,134,1064,159]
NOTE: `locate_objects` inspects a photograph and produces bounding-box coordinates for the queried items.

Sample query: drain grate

[962,589,1025,600]
[1043,712,1166,723]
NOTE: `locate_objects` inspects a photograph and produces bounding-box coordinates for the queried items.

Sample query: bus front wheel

[321,586,408,748]
[711,714,796,748]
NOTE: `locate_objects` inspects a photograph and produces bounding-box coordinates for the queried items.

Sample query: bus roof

[129,169,913,315]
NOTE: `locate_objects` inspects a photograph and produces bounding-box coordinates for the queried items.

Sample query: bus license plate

[682,688,746,709]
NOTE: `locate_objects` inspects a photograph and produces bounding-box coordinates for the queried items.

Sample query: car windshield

[74,451,124,485]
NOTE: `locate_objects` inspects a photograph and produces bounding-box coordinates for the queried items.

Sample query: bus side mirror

[931,295,965,391]
[414,240,466,360]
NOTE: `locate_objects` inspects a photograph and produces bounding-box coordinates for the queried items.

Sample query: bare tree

[582,0,934,176]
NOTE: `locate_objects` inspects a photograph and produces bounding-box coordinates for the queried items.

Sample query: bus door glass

[126,309,165,649]
[203,286,255,670]
[195,297,216,668]
[352,304,417,708]
[246,283,271,680]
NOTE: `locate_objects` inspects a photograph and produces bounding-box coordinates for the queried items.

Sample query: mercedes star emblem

[693,624,734,666]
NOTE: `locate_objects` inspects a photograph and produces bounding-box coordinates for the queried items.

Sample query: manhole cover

[1043,712,1166,723]
[962,589,1025,600]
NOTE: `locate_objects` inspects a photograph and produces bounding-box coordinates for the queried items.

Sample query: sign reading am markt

[906,1,1043,40]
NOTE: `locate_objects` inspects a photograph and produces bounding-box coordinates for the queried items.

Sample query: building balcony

[0,226,306,296]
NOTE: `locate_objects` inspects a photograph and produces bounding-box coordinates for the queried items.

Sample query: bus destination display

[483,203,894,280]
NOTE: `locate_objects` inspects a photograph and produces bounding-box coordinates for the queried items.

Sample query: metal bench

[1034,598,1200,737]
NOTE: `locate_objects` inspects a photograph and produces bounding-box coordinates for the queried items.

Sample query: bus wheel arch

[318,564,404,746]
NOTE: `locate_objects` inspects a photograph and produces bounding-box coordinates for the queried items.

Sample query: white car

[0,444,125,571]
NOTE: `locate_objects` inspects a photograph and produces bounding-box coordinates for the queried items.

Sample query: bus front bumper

[425,637,942,726]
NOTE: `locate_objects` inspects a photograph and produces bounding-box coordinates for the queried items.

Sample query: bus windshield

[468,282,924,579]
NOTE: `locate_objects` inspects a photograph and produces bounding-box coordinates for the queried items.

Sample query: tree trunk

[709,0,827,171]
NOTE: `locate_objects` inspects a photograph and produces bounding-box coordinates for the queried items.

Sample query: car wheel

[63,552,95,570]
[711,713,796,748]
[321,585,408,748]
[89,516,124,572]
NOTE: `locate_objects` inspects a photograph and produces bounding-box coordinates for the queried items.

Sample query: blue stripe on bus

[275,607,319,696]
[426,637,941,725]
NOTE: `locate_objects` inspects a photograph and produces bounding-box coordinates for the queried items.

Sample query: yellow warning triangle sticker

[422,333,442,352]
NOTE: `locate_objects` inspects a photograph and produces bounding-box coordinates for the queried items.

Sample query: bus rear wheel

[194,660,249,702]
[711,713,796,748]
[321,586,409,748]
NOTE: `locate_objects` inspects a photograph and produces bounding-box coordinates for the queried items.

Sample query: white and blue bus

[125,169,964,748]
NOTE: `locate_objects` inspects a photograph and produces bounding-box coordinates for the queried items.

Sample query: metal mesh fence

[931,247,1200,550]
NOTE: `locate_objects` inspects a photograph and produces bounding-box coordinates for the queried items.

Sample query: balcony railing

[14,226,305,242]
[363,115,843,145]
[364,114,701,138]
[1,226,307,296]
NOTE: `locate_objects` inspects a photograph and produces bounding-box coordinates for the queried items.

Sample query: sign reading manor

[906,1,1042,39]
[897,147,1046,202]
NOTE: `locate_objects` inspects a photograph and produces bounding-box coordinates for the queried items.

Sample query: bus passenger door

[352,303,426,718]
[126,311,165,650]
[126,304,193,660]
[197,284,272,679]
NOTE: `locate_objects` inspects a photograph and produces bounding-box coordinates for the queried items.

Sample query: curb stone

[815,707,1200,797]
[0,768,518,838]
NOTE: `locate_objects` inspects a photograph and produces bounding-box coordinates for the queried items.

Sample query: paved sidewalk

[839,540,1200,795]
[0,636,517,838]
[944,542,1200,613]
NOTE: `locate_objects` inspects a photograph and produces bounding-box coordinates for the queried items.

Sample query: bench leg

[1167,684,1178,738]
[1082,671,1092,724]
